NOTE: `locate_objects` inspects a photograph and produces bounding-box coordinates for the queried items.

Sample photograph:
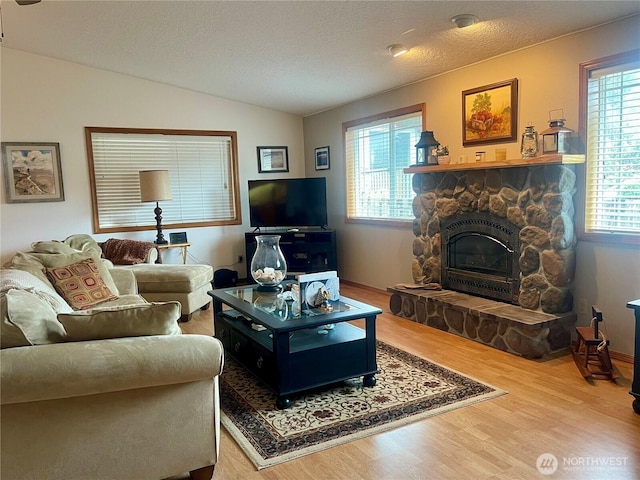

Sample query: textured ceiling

[1,1,639,116]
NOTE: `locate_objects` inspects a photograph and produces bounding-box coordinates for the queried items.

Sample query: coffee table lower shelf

[215,312,377,408]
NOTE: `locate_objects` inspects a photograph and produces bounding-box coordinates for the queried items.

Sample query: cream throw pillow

[4,289,67,346]
[0,269,72,314]
[58,301,182,342]
[6,251,119,296]
[0,294,31,348]
[31,240,77,255]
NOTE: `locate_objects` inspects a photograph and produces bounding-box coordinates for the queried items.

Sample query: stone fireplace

[389,159,582,357]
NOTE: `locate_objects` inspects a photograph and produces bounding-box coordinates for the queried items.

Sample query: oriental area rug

[220,341,507,470]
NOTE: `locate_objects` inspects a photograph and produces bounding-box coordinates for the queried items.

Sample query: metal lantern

[414,130,440,166]
[520,124,539,158]
[541,112,574,154]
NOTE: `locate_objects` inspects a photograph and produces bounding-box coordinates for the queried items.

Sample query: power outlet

[237,255,243,263]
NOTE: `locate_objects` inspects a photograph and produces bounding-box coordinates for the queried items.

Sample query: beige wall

[303,15,640,356]
[0,48,304,276]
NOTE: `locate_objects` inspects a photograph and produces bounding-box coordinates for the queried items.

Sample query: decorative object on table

[1,142,64,203]
[250,235,287,291]
[541,109,575,154]
[414,130,440,166]
[436,145,451,165]
[520,124,539,158]
[139,170,172,244]
[494,147,507,161]
[219,340,506,470]
[314,146,330,170]
[297,270,339,310]
[572,305,614,380]
[462,78,518,147]
[257,146,289,173]
[169,231,188,244]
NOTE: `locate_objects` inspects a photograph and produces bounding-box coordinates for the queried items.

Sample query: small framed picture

[169,232,188,244]
[297,270,340,310]
[315,146,330,171]
[2,142,65,203]
[257,146,289,173]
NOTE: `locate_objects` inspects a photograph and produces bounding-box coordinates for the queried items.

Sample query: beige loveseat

[1,236,224,480]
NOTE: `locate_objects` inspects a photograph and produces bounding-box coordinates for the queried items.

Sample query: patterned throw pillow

[46,259,117,310]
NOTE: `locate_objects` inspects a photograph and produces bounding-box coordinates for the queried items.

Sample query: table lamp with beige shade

[139,170,172,245]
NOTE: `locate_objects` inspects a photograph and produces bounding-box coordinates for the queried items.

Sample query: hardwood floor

[182,283,640,480]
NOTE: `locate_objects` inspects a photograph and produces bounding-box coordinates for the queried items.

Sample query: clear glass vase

[250,235,287,290]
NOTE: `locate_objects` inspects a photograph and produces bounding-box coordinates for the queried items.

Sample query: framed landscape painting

[1,142,65,203]
[462,78,518,147]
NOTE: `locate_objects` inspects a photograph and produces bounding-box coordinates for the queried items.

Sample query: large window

[86,127,241,234]
[343,104,425,225]
[580,50,640,243]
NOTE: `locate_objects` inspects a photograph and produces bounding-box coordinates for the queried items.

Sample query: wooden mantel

[403,154,585,174]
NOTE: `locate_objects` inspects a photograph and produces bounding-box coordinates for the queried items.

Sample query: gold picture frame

[2,142,65,203]
[462,78,518,147]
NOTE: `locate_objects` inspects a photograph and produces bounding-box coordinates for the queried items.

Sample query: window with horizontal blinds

[582,50,640,240]
[344,105,424,224]
[86,128,241,233]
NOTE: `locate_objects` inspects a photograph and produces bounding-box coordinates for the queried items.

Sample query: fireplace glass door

[448,233,512,277]
[441,213,521,304]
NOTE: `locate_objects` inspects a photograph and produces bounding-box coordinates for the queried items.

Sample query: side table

[155,242,191,264]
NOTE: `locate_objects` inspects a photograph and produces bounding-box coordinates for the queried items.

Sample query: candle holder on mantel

[414,130,440,166]
[520,124,539,158]
[541,110,575,154]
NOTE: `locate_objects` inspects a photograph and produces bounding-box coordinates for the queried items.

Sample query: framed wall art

[2,142,65,203]
[257,146,289,173]
[462,78,518,147]
[315,146,330,171]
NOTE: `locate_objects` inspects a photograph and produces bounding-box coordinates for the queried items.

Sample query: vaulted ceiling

[1,1,639,116]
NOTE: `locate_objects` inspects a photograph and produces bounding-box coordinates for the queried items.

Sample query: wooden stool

[572,306,614,380]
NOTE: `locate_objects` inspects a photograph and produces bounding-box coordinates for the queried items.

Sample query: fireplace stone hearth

[388,286,576,358]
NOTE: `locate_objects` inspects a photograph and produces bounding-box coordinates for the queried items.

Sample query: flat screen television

[248,177,328,228]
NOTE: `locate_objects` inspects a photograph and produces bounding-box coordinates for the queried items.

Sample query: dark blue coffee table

[209,284,381,409]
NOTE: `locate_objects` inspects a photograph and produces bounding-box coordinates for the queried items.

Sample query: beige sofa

[1,236,224,480]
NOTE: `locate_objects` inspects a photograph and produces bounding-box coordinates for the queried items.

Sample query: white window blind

[344,107,423,223]
[87,128,240,233]
[585,57,640,236]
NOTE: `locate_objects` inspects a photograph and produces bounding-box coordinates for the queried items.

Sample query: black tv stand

[245,229,337,281]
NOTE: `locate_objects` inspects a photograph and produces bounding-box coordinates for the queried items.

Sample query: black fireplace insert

[441,213,520,304]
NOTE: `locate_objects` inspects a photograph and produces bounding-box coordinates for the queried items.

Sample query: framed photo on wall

[257,146,289,173]
[315,146,330,170]
[462,78,518,147]
[1,142,65,203]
